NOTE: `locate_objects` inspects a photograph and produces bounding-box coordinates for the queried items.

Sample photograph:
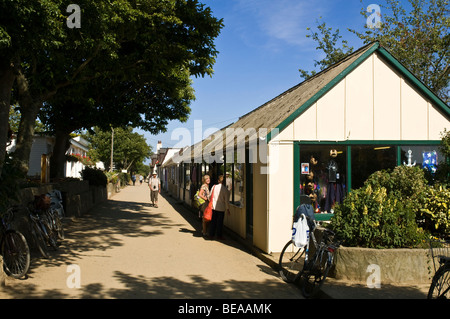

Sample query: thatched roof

[162,40,449,166]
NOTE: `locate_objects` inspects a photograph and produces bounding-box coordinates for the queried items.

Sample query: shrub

[0,158,25,212]
[420,184,450,236]
[81,167,107,187]
[330,166,428,248]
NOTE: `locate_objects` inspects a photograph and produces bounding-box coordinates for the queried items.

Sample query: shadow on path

[1,189,302,299]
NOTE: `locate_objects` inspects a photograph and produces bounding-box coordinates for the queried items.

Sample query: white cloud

[232,0,331,50]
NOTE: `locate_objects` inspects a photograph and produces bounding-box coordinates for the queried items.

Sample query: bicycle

[0,206,31,279]
[46,191,65,240]
[427,238,450,299]
[27,196,59,258]
[279,210,340,298]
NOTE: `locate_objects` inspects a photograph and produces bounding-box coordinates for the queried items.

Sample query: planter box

[334,246,432,285]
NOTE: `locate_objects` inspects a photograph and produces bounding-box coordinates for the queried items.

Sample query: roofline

[376,46,450,117]
[267,42,450,142]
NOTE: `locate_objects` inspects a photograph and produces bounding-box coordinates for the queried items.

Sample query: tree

[300,0,449,103]
[0,0,65,171]
[84,127,152,173]
[299,19,354,80]
[0,0,223,174]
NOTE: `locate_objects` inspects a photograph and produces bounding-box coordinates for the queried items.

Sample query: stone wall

[333,246,433,284]
[15,180,109,218]
[1,181,112,282]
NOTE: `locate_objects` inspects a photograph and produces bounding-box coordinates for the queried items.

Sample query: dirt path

[0,184,303,299]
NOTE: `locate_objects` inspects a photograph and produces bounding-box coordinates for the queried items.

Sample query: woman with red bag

[208,175,230,240]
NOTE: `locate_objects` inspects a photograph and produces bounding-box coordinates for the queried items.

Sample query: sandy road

[0,184,303,299]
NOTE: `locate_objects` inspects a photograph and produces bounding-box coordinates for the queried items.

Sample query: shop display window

[351,145,397,189]
[400,146,443,174]
[225,161,244,207]
[299,145,347,213]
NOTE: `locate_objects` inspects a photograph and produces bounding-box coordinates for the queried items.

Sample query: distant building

[7,134,102,179]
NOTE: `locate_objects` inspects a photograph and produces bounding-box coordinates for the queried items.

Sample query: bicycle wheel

[40,211,59,250]
[428,264,450,299]
[1,230,31,279]
[278,240,306,283]
[301,247,332,298]
[30,218,49,258]
[54,212,64,240]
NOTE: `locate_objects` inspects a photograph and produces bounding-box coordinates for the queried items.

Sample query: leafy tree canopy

[1,0,223,173]
[84,127,152,173]
[300,0,449,104]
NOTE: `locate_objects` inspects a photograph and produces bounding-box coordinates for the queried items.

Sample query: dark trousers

[209,209,225,237]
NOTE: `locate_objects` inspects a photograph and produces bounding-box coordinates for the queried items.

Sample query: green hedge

[81,167,107,187]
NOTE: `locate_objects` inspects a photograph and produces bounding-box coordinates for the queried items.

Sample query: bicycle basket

[428,239,450,273]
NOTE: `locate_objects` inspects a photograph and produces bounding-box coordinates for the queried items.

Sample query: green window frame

[293,140,442,217]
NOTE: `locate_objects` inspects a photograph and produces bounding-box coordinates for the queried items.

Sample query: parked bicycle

[27,195,60,258]
[48,190,65,219]
[0,206,30,279]
[46,191,65,241]
[427,238,450,299]
[279,205,340,298]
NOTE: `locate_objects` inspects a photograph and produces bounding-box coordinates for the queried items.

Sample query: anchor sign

[403,149,416,167]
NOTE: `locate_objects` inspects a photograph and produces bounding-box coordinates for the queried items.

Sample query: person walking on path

[209,175,230,240]
[148,172,161,207]
[198,174,211,236]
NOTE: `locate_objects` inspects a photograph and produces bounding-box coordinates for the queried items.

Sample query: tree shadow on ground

[26,197,184,273]
[161,192,255,255]
[1,191,302,299]
[1,270,299,299]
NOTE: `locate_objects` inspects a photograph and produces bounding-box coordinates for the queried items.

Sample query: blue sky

[142,0,384,157]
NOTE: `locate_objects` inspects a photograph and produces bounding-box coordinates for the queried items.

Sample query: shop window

[299,145,347,213]
[184,163,190,190]
[400,146,443,174]
[225,161,244,207]
[351,145,397,189]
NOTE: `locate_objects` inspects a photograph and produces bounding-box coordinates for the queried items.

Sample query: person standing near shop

[209,175,230,240]
[198,174,211,236]
[148,172,161,208]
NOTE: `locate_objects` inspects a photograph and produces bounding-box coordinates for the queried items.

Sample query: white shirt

[210,184,229,212]
[148,176,160,191]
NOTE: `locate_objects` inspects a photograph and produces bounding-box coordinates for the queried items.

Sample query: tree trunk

[0,62,16,171]
[51,129,72,179]
[12,68,41,175]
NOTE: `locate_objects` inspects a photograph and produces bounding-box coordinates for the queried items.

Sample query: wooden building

[162,42,449,254]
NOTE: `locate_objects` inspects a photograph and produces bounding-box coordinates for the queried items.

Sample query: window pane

[233,163,244,207]
[401,146,443,174]
[351,145,396,189]
[184,163,190,190]
[299,145,347,213]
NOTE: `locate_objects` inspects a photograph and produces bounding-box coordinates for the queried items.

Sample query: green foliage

[431,129,450,185]
[0,158,25,213]
[330,166,429,248]
[104,171,130,187]
[84,127,152,172]
[1,0,224,174]
[81,167,107,187]
[352,0,450,104]
[420,185,450,236]
[299,18,354,80]
[301,0,449,103]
